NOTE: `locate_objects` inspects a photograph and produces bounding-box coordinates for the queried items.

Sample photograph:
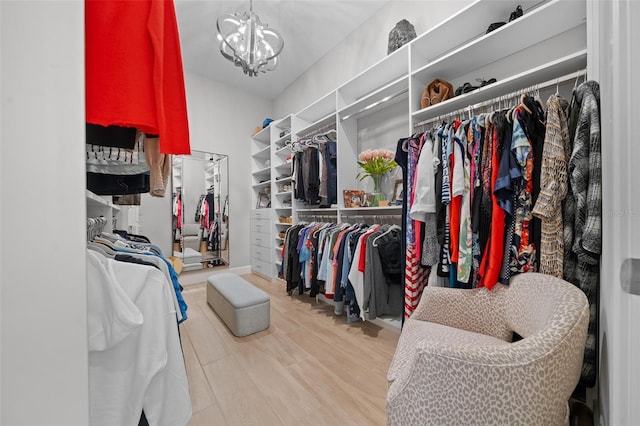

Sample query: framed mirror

[171,150,229,271]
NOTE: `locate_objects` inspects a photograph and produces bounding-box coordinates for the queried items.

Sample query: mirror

[171,150,229,271]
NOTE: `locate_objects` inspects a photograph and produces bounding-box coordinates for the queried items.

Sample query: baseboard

[229,265,252,275]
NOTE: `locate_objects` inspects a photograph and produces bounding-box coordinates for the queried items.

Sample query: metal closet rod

[297,214,337,221]
[343,214,402,222]
[296,214,402,222]
[412,68,588,129]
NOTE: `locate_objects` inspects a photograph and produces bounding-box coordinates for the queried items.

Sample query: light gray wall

[184,71,272,268]
[139,193,173,256]
[273,1,472,117]
[1,1,89,424]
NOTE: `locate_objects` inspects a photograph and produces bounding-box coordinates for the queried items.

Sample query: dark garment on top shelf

[307,147,320,205]
[86,123,137,149]
[294,152,306,201]
[322,140,338,207]
[87,171,150,195]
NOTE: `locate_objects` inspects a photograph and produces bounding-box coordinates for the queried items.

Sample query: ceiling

[175,0,390,100]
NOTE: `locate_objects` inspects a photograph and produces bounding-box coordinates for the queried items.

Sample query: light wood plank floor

[180,273,400,426]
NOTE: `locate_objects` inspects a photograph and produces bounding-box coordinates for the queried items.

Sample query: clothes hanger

[87,241,116,258]
[372,224,401,247]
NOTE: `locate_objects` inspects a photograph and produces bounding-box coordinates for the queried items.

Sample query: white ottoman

[206,273,270,337]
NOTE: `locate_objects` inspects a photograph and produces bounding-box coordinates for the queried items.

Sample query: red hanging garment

[86,0,191,155]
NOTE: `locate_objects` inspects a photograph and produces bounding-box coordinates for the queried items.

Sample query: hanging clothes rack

[412,69,587,131]
[296,213,338,222]
[87,216,108,241]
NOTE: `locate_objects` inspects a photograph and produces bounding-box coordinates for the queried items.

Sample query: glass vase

[371,174,384,207]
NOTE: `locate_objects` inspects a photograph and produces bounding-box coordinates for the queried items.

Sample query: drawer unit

[250,244,271,262]
[251,258,273,278]
[250,219,270,235]
[250,209,271,220]
[252,231,271,249]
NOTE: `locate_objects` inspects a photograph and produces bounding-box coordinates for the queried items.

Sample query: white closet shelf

[86,190,120,211]
[275,162,292,173]
[337,45,408,108]
[295,113,336,138]
[272,134,292,148]
[274,146,291,156]
[273,114,292,130]
[252,166,271,176]
[295,90,335,124]
[411,0,585,84]
[252,145,271,159]
[410,0,543,68]
[412,50,587,124]
[252,126,271,143]
[275,191,292,197]
[252,180,271,189]
[274,176,292,184]
[275,222,293,227]
[338,76,408,122]
[275,206,292,211]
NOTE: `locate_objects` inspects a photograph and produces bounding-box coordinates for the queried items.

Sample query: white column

[0,1,88,424]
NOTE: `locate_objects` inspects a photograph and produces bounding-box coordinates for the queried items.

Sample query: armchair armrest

[387,319,586,426]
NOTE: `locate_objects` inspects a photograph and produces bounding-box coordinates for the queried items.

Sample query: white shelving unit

[86,190,120,233]
[249,0,588,288]
[250,125,273,278]
[268,115,294,277]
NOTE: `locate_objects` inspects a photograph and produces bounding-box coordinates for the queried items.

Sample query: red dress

[85,0,190,154]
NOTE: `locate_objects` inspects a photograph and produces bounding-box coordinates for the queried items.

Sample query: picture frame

[257,191,271,208]
[392,179,403,205]
[343,190,365,208]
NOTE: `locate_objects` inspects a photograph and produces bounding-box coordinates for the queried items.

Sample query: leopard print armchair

[387,273,589,426]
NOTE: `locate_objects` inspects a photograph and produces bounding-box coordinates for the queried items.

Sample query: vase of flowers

[357,148,397,206]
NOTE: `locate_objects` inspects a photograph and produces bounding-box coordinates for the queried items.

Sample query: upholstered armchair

[387,273,589,426]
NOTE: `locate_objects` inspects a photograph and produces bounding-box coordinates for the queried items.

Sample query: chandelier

[216,0,284,77]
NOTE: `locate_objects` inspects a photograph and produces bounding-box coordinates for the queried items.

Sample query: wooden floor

[180,273,400,426]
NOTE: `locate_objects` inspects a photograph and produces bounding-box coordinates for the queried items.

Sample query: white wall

[273,0,472,117]
[0,1,88,425]
[139,193,173,256]
[590,1,640,424]
[184,71,272,268]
